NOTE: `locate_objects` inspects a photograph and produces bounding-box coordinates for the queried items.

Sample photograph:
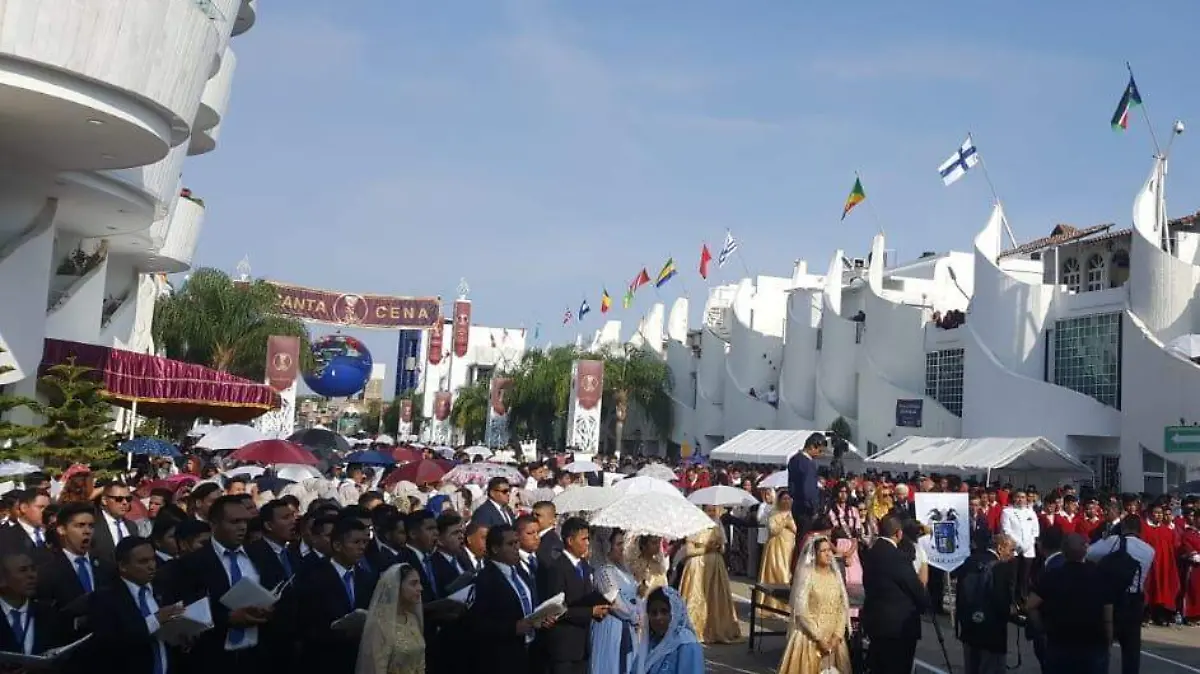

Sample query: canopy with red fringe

[40,339,280,423]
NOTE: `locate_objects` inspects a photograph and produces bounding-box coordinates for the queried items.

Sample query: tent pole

[986,468,991,486]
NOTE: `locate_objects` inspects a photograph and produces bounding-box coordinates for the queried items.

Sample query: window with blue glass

[924,348,964,417]
[1052,312,1121,409]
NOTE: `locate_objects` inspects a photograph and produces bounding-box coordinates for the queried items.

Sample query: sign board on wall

[895,399,924,428]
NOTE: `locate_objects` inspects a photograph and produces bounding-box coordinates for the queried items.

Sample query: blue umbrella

[344,450,396,466]
[120,437,181,458]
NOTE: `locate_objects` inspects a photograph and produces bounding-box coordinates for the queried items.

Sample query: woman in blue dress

[589,527,640,674]
[638,587,705,674]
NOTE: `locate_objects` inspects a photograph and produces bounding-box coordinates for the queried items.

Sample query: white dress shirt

[210,540,260,650]
[123,578,169,674]
[1086,534,1155,593]
[61,548,95,592]
[463,549,482,572]
[16,520,43,548]
[518,549,538,577]
[0,598,33,654]
[102,511,129,544]
[1000,506,1039,558]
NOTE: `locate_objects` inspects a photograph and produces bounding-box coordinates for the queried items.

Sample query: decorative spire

[235,256,252,281]
[457,277,470,300]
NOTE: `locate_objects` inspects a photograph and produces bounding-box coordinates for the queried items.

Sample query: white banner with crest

[914,492,970,572]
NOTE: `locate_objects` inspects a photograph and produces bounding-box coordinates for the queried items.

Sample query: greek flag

[938,137,979,186]
[718,230,738,267]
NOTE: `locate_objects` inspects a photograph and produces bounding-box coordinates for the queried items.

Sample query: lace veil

[355,563,424,674]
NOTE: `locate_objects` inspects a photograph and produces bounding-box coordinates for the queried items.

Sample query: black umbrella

[288,428,349,460]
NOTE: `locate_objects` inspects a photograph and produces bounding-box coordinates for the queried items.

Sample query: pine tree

[0,346,39,460]
[28,357,119,468]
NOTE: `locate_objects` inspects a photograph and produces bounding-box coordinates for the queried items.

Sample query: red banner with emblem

[256,280,440,329]
[265,336,300,392]
[490,377,512,416]
[427,316,445,365]
[434,391,452,421]
[400,399,413,423]
[452,300,471,358]
[575,360,604,410]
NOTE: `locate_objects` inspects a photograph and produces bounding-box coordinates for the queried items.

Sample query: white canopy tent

[865,436,1093,482]
[708,429,864,466]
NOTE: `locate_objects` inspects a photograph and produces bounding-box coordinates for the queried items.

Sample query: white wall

[815,251,859,432]
[664,298,695,447]
[1128,160,1200,341]
[0,194,57,383]
[45,253,108,345]
[777,286,821,428]
[722,279,783,438]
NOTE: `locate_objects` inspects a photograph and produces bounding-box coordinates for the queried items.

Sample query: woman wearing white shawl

[356,563,426,674]
[637,587,703,674]
[777,534,852,673]
[589,527,641,674]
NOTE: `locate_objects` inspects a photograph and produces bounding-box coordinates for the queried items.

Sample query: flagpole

[857,170,885,237]
[1127,62,1163,158]
[671,253,690,299]
[735,249,754,282]
[968,131,1019,249]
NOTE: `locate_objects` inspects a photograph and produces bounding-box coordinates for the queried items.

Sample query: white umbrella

[275,464,323,482]
[610,475,685,499]
[0,461,39,478]
[374,434,395,445]
[687,485,759,508]
[187,423,219,438]
[636,464,677,481]
[195,424,267,450]
[590,492,716,540]
[553,485,620,513]
[758,470,789,489]
[222,465,265,479]
[463,446,493,460]
[564,460,601,474]
[433,446,456,459]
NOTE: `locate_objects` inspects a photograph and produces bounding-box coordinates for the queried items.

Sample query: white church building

[594,158,1199,495]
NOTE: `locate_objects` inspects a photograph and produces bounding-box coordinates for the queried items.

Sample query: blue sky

[185,0,1200,395]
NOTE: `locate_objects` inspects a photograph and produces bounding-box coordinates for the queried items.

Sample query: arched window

[1061,257,1081,293]
[1086,253,1107,292]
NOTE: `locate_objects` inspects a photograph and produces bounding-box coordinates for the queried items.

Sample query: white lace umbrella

[195,424,267,450]
[564,460,601,474]
[636,464,677,481]
[275,464,323,482]
[553,485,619,513]
[590,492,716,540]
[442,462,523,487]
[222,465,266,479]
[758,470,788,489]
[687,485,758,508]
[374,434,395,445]
[610,475,685,499]
[0,461,39,478]
[463,446,493,460]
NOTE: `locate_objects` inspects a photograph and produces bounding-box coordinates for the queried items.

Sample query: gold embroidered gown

[777,568,850,674]
[754,509,797,618]
[387,614,425,674]
[677,526,743,644]
[629,549,669,598]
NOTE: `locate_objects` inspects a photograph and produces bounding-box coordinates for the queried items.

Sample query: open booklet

[331,608,369,634]
[526,592,567,623]
[0,634,92,669]
[219,576,291,611]
[157,598,214,645]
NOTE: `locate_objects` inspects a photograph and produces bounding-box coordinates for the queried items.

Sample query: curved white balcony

[100,273,160,352]
[195,47,237,133]
[154,195,205,272]
[664,297,696,447]
[777,286,821,429]
[51,170,157,238]
[722,279,782,437]
[233,0,257,37]
[0,0,222,171]
[1128,158,1200,341]
[962,204,1120,445]
[0,196,57,384]
[45,252,108,345]
[188,120,221,156]
[208,0,240,73]
[629,303,665,356]
[814,251,859,432]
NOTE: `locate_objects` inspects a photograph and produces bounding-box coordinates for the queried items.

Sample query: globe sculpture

[303,334,373,398]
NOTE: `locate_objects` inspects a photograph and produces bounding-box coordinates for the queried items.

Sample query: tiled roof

[998,223,1113,259]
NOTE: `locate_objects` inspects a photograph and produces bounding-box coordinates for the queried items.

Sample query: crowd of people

[0,433,1195,674]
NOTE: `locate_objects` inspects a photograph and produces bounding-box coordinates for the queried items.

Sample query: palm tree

[506,347,576,449]
[602,345,673,455]
[449,379,490,445]
[153,268,312,381]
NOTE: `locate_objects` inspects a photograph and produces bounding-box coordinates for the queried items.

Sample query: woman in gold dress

[629,534,669,598]
[677,506,743,644]
[356,563,426,674]
[777,535,851,674]
[754,490,797,619]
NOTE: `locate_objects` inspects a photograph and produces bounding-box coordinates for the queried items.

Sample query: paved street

[699,579,1200,673]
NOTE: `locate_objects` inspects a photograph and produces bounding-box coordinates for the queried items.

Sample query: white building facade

[597,159,1199,494]
[0,1,256,390]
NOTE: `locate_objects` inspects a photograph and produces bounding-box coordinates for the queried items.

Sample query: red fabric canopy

[40,339,279,423]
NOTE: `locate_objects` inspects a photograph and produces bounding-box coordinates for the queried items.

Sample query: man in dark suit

[0,548,72,665]
[34,502,114,639]
[538,517,609,674]
[89,537,184,674]
[162,496,273,673]
[532,502,563,568]
[467,524,552,674]
[91,481,136,564]
[431,513,467,596]
[953,533,1017,674]
[244,499,301,668]
[364,507,404,574]
[0,489,50,552]
[297,518,377,674]
[787,432,827,544]
[861,515,929,674]
[395,511,466,674]
[470,477,515,528]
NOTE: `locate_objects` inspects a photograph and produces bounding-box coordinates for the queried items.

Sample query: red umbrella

[392,447,423,463]
[382,459,448,487]
[229,439,318,466]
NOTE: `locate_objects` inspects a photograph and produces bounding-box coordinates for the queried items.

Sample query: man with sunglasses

[92,481,135,564]
[471,477,516,529]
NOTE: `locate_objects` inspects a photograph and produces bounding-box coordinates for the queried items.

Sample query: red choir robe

[1179,525,1200,620]
[1143,520,1181,612]
[986,505,1003,534]
[1039,512,1076,537]
[1076,516,1104,541]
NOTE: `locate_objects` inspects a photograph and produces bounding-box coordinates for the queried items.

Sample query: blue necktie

[278,549,293,579]
[32,528,43,548]
[9,609,24,654]
[422,557,438,596]
[528,555,538,576]
[137,587,165,674]
[116,520,126,541]
[342,569,355,607]
[511,569,532,615]
[576,561,589,581]
[225,550,245,644]
[74,556,93,593]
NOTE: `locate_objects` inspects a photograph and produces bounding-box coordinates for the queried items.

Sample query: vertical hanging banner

[265,336,300,392]
[428,315,445,365]
[434,391,452,421]
[575,360,604,410]
[566,359,604,453]
[453,300,471,358]
[400,399,413,423]
[914,492,971,572]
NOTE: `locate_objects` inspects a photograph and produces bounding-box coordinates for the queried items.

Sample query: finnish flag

[938,137,979,186]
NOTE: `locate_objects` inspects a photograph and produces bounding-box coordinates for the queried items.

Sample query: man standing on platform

[787,433,826,545]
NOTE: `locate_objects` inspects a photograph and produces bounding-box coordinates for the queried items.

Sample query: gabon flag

[699,244,713,280]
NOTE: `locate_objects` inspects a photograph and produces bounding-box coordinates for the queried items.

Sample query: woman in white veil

[356,563,426,674]
[777,534,852,674]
